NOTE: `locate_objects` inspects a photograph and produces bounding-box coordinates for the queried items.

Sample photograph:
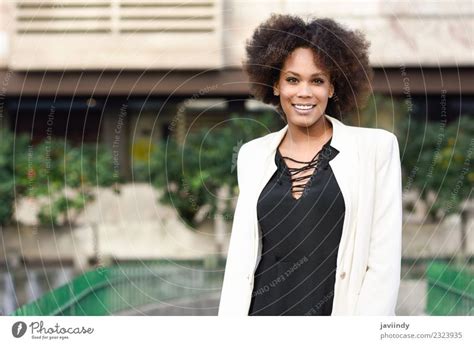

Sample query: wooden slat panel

[11,0,223,69]
[17,8,112,17]
[17,16,111,21]
[119,20,214,30]
[16,0,111,7]
[119,28,214,33]
[120,1,213,7]
[119,8,214,17]
[16,0,212,6]
[16,21,111,31]
[16,29,111,34]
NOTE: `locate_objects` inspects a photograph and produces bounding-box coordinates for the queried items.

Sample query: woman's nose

[296,83,312,97]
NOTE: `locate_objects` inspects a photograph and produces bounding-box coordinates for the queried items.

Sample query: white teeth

[294,104,314,110]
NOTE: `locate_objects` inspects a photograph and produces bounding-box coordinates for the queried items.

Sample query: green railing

[426,261,474,315]
[12,258,225,316]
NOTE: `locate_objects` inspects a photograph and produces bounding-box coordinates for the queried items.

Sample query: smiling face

[274,47,334,129]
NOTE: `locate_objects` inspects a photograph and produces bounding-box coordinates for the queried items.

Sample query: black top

[248,137,345,316]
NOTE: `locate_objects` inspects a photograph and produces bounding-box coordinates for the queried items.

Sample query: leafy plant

[143,112,281,227]
[0,130,19,225]
[0,131,117,226]
[348,94,473,220]
[38,193,94,227]
[398,115,474,219]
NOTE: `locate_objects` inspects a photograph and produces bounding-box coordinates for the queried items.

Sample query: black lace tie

[278,147,326,196]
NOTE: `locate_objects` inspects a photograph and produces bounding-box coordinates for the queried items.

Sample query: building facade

[0,0,473,178]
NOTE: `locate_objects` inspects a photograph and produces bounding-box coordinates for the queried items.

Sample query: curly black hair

[243,13,373,120]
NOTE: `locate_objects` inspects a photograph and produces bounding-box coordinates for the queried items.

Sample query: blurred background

[0,0,472,316]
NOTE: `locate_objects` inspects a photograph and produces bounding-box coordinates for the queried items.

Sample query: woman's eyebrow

[284,71,328,77]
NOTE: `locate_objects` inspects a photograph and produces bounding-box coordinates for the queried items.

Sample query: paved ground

[113,292,221,316]
[396,279,428,316]
[112,280,427,316]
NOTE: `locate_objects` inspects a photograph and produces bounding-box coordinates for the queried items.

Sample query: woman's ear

[329,83,335,98]
[273,82,280,96]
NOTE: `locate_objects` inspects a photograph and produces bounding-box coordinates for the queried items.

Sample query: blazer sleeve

[218,143,252,316]
[354,133,403,315]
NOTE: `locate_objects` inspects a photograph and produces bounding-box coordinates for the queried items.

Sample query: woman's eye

[313,79,324,84]
[286,77,298,83]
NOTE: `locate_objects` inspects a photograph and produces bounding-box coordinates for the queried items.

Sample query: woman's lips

[292,104,316,115]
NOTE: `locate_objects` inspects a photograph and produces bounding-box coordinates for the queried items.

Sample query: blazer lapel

[325,115,359,268]
[255,125,288,199]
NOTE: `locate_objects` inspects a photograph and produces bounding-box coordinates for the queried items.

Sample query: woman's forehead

[282,48,329,77]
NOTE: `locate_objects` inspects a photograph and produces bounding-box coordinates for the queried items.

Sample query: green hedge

[0,131,117,226]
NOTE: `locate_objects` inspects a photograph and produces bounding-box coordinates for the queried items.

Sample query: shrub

[143,112,281,227]
[399,115,474,219]
[0,131,117,227]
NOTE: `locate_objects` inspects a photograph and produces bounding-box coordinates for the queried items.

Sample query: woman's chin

[288,115,322,128]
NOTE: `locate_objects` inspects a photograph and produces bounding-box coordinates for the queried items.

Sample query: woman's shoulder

[239,129,282,155]
[343,124,398,155]
[343,124,399,165]
[347,124,397,142]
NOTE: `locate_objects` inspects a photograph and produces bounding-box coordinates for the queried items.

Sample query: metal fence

[12,258,225,316]
[426,260,474,316]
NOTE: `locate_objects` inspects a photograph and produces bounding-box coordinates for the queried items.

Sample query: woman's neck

[284,115,333,149]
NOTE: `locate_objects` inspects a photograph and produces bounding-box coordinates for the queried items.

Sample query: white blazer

[218,114,403,316]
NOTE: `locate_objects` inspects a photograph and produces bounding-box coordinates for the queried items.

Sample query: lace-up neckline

[276,137,333,200]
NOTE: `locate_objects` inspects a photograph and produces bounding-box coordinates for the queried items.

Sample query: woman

[218,14,402,316]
